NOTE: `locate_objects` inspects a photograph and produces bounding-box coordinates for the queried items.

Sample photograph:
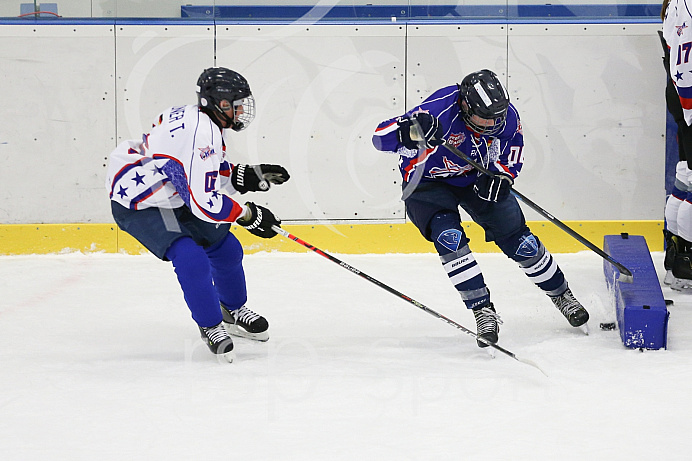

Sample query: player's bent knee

[166,237,211,280]
[205,232,243,265]
[496,230,544,263]
[430,212,468,254]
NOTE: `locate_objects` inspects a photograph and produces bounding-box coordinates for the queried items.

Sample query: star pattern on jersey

[676,70,684,81]
[152,165,165,176]
[207,190,221,208]
[117,185,128,198]
[132,172,145,185]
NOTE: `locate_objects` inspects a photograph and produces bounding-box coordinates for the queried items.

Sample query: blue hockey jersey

[372,85,524,188]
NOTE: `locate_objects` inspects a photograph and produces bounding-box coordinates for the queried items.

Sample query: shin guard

[205,233,248,311]
[166,237,222,328]
[431,212,489,309]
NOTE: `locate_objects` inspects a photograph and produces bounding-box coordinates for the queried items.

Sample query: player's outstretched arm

[231,164,290,194]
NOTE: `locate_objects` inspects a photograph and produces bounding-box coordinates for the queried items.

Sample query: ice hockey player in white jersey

[106,67,290,361]
[662,0,692,289]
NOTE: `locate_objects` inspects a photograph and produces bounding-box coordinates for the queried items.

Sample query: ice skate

[664,270,677,286]
[199,322,235,363]
[549,288,589,333]
[663,230,677,286]
[221,304,269,342]
[671,252,692,292]
[472,303,502,349]
[671,275,692,292]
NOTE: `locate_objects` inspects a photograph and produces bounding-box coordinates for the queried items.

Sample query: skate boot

[472,303,502,348]
[663,230,678,286]
[671,251,692,291]
[549,288,589,328]
[199,322,235,362]
[221,304,269,342]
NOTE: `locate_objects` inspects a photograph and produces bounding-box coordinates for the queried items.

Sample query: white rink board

[216,24,406,221]
[0,25,116,224]
[0,21,667,224]
[115,25,215,142]
[406,23,509,106]
[507,23,665,221]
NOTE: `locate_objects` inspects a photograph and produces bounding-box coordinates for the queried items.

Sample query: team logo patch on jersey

[198,146,216,160]
[429,157,474,178]
[515,234,539,258]
[437,229,463,252]
[677,22,688,36]
[447,132,466,147]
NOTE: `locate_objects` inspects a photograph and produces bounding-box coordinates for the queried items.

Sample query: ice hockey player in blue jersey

[106,67,290,361]
[372,69,589,348]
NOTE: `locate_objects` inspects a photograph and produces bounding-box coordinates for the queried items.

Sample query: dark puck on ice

[665,299,674,306]
[600,322,616,331]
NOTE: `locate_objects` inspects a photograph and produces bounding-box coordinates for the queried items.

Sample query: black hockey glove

[397,112,444,150]
[237,202,281,239]
[231,164,290,194]
[474,173,514,203]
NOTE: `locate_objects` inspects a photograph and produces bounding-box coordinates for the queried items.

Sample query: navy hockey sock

[431,212,489,309]
[166,237,223,328]
[497,231,567,296]
[205,233,248,310]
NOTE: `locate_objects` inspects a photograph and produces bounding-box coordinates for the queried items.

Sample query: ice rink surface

[1,249,691,460]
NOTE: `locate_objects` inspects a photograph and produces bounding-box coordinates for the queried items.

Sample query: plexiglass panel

[0,1,664,21]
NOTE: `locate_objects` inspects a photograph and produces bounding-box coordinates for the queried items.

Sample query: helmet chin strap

[206,104,237,130]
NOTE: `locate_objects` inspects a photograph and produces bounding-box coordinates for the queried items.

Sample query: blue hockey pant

[111,202,247,328]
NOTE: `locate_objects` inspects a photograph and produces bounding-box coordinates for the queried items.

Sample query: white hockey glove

[474,173,514,202]
[231,164,290,194]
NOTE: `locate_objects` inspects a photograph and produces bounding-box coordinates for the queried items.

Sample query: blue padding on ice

[603,234,668,350]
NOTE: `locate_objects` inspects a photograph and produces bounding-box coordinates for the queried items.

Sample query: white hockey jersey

[106,105,246,223]
[664,0,692,125]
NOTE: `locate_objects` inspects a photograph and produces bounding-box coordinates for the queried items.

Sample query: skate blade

[223,323,269,342]
[220,350,236,363]
[664,270,675,286]
[485,347,496,359]
[671,278,692,292]
[578,323,590,335]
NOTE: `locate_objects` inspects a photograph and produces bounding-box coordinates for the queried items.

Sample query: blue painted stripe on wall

[0,4,663,23]
[181,4,662,19]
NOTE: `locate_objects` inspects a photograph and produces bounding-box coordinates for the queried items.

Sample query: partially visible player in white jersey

[662,0,692,289]
[106,67,290,361]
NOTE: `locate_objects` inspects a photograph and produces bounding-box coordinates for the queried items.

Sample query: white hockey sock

[678,164,692,242]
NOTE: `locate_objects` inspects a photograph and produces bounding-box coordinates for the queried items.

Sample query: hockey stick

[400,118,430,201]
[271,225,547,376]
[441,140,634,284]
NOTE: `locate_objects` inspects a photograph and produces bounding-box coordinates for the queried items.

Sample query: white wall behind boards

[0,21,665,224]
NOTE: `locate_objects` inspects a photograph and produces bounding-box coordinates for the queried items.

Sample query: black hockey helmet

[458,69,509,135]
[196,67,255,131]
